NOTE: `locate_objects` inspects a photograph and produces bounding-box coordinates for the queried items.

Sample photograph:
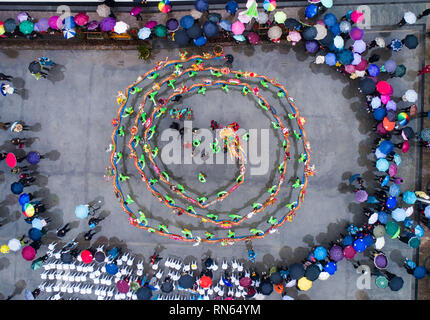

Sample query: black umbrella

[204,258,214,268]
[359,77,376,94]
[402,126,415,140]
[4,18,16,33]
[174,29,190,46]
[402,34,418,49]
[269,271,283,284]
[161,281,173,293]
[284,18,301,30]
[388,276,404,291]
[289,263,305,280]
[28,61,41,74]
[178,274,194,289]
[60,252,73,264]
[302,26,317,40]
[305,264,321,281]
[186,23,202,39]
[387,110,397,122]
[259,281,273,295]
[94,251,106,263]
[318,30,334,47]
[136,287,152,300]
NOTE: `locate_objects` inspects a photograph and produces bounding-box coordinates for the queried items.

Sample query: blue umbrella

[386,196,397,209]
[186,23,202,39]
[225,0,238,15]
[343,235,354,246]
[363,234,374,247]
[31,218,43,230]
[375,148,386,159]
[403,191,417,205]
[174,29,189,46]
[219,20,232,31]
[367,196,379,204]
[195,0,209,12]
[75,204,89,219]
[203,21,218,37]
[305,40,319,53]
[336,49,353,65]
[349,174,361,184]
[368,64,380,77]
[313,246,327,260]
[302,26,317,40]
[325,52,337,66]
[138,27,151,40]
[323,13,338,27]
[413,266,427,279]
[389,184,401,197]
[63,16,76,29]
[376,159,389,172]
[193,35,207,46]
[383,59,397,73]
[381,175,390,187]
[394,153,402,166]
[106,263,119,275]
[404,217,413,228]
[63,28,76,39]
[414,225,425,238]
[233,34,246,42]
[27,151,41,165]
[11,182,24,195]
[324,262,337,275]
[378,140,394,155]
[28,227,42,241]
[392,208,406,222]
[19,193,31,206]
[378,211,388,224]
[4,18,17,32]
[353,238,366,252]
[180,15,194,29]
[373,107,387,121]
[305,4,318,18]
[207,13,221,24]
[339,20,351,33]
[389,39,403,52]
[330,23,340,36]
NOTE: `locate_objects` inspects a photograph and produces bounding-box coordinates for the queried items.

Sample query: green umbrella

[31,258,44,270]
[408,236,421,249]
[130,281,140,292]
[19,20,34,35]
[373,225,385,238]
[394,64,406,78]
[375,275,388,288]
[385,221,400,239]
[154,24,167,38]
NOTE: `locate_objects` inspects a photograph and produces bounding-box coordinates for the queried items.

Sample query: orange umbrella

[199,275,212,288]
[274,283,284,294]
[382,117,395,131]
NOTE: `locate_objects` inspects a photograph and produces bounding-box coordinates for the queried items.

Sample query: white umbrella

[355,70,366,77]
[403,89,418,102]
[257,11,269,24]
[63,28,76,39]
[114,21,129,34]
[371,96,381,109]
[97,4,111,18]
[405,206,414,217]
[268,26,282,40]
[404,11,417,24]
[314,24,327,40]
[333,35,344,49]
[238,13,252,24]
[368,212,379,224]
[190,8,203,20]
[375,37,385,47]
[375,236,385,250]
[315,55,325,64]
[318,271,330,280]
[8,238,21,252]
[138,27,151,40]
[274,11,287,24]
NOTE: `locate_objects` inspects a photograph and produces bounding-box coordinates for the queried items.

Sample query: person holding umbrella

[88,216,105,229]
[83,229,98,241]
[56,223,71,237]
[0,73,13,82]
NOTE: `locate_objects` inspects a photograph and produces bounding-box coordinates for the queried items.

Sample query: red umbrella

[377,122,388,135]
[239,277,252,287]
[74,13,89,26]
[343,245,356,259]
[22,246,36,261]
[247,32,259,44]
[401,141,410,153]
[81,250,93,264]
[376,81,392,95]
[6,152,17,168]
[355,58,368,71]
[116,279,130,293]
[383,117,395,131]
[199,276,212,288]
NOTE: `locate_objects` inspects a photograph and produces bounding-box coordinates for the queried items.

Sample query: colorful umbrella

[239,277,252,287]
[0,245,10,254]
[144,21,157,29]
[219,20,232,31]
[63,16,76,29]
[385,221,400,239]
[391,208,406,222]
[48,16,61,30]
[199,275,212,288]
[333,35,344,49]
[180,15,194,29]
[247,32,259,44]
[130,7,142,16]
[31,218,43,230]
[325,52,337,66]
[6,152,17,168]
[81,250,93,264]
[22,246,36,261]
[368,64,380,77]
[263,0,277,12]
[353,238,366,252]
[63,28,76,39]
[19,20,34,35]
[339,20,351,33]
[74,13,89,26]
[17,12,28,23]
[28,228,42,241]
[313,246,327,260]
[343,245,356,259]
[351,10,364,23]
[386,196,397,209]
[329,245,343,262]
[350,27,364,40]
[27,151,40,165]
[302,26,317,40]
[408,236,421,248]
[389,39,403,52]
[268,26,282,41]
[324,262,337,275]
[323,13,337,27]
[355,190,368,202]
[388,164,397,177]
[374,253,388,269]
[34,18,49,32]
[106,263,118,275]
[158,0,172,13]
[403,190,417,204]
[117,279,130,293]
[166,18,179,32]
[389,185,401,197]
[100,17,116,32]
[376,158,389,172]
[305,40,319,53]
[114,21,129,34]
[231,21,245,35]
[195,0,209,12]
[274,11,287,24]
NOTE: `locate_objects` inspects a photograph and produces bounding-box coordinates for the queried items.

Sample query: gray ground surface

[0,2,427,300]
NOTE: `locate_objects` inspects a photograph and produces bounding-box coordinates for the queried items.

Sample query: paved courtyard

[0,2,427,300]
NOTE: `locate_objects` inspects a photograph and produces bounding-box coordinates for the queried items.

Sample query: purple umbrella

[17,12,29,23]
[87,20,99,30]
[116,279,130,293]
[34,18,49,32]
[329,245,344,262]
[355,190,368,202]
[383,59,397,73]
[350,27,363,40]
[27,151,41,165]
[353,40,366,53]
[374,253,388,269]
[100,17,116,32]
[305,40,319,53]
[386,100,397,111]
[130,7,142,16]
[166,18,179,32]
[144,21,157,29]
[367,64,380,77]
[48,16,61,30]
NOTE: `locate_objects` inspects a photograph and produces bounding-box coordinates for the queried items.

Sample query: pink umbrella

[345,64,356,74]
[355,58,368,71]
[247,32,259,44]
[355,190,368,203]
[350,27,363,40]
[22,246,36,261]
[381,94,391,104]
[343,245,356,259]
[388,164,397,177]
[232,21,245,35]
[130,7,143,16]
[48,16,61,30]
[288,30,301,44]
[376,81,392,95]
[351,10,364,23]
[144,20,157,29]
[401,141,410,153]
[377,122,388,135]
[75,13,89,26]
[116,279,130,293]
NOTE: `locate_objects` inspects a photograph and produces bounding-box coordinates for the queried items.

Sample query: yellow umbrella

[24,203,35,217]
[1,245,10,254]
[297,277,312,291]
[415,191,429,200]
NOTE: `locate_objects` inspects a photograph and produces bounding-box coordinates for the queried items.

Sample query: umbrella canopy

[138,27,151,40]
[136,287,152,300]
[379,140,394,155]
[376,81,392,95]
[186,23,202,39]
[403,190,417,204]
[114,21,129,34]
[274,11,287,24]
[22,246,36,261]
[386,196,397,209]
[270,272,283,284]
[413,266,427,279]
[232,21,245,35]
[376,158,389,172]
[343,245,356,259]
[34,18,49,32]
[94,251,105,263]
[363,234,374,247]
[305,40,319,53]
[6,152,17,168]
[161,281,173,293]
[61,252,73,263]
[329,245,344,262]
[389,39,403,52]
[166,18,179,32]
[199,275,212,288]
[239,277,252,288]
[383,117,395,132]
[97,4,111,17]
[373,253,388,270]
[24,203,35,217]
[419,128,430,142]
[325,52,337,66]
[374,225,386,238]
[355,190,368,202]
[388,164,397,178]
[408,237,421,249]
[219,20,232,31]
[194,35,207,46]
[11,182,24,195]
[8,238,21,252]
[389,184,401,197]
[350,27,364,40]
[343,235,354,246]
[385,221,400,239]
[144,21,157,29]
[386,100,397,111]
[17,12,28,23]
[87,20,99,31]
[395,65,406,78]
[339,20,351,33]
[203,21,218,37]
[62,16,75,29]
[195,0,209,12]
[248,32,259,44]
[81,250,93,264]
[106,263,119,275]
[297,277,312,291]
[302,26,317,41]
[398,112,409,126]
[268,26,282,40]
[284,18,301,30]
[351,10,364,23]
[178,274,194,289]
[180,15,194,29]
[359,77,375,94]
[4,18,17,32]
[256,11,269,24]
[383,59,397,73]
[27,151,40,165]
[305,4,318,18]
[403,34,418,49]
[289,263,305,279]
[323,13,337,27]
[31,218,43,230]
[74,13,89,26]
[324,262,337,275]
[368,64,380,77]
[392,208,406,222]
[313,246,327,260]
[158,0,172,13]
[226,0,238,15]
[100,17,116,32]
[117,279,130,293]
[174,29,190,46]
[1,245,10,254]
[260,281,273,295]
[75,204,89,219]
[404,11,416,24]
[353,238,366,252]
[374,107,386,121]
[305,264,321,281]
[388,276,404,291]
[375,276,389,288]
[130,6,142,16]
[19,20,34,35]
[24,289,35,300]
[153,24,167,38]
